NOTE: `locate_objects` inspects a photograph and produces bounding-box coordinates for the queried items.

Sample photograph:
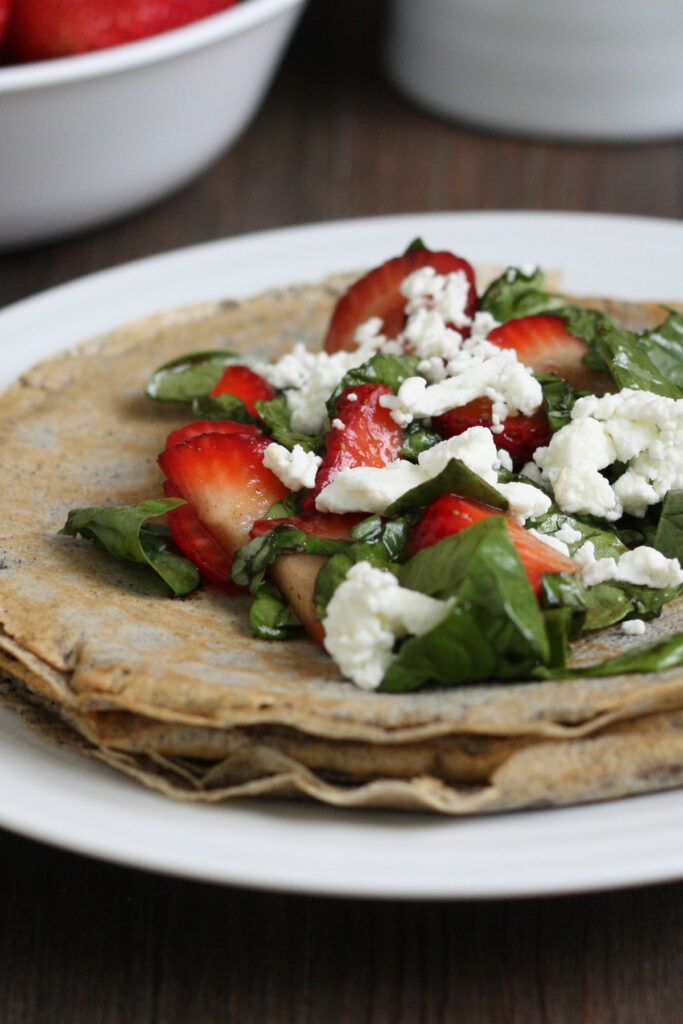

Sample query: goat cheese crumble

[322,562,453,690]
[263,443,322,491]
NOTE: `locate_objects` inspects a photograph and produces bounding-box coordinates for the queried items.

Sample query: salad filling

[61,242,683,692]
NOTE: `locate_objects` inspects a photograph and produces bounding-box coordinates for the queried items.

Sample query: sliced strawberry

[163,481,240,590]
[487,314,609,392]
[406,494,578,596]
[324,248,478,354]
[250,512,364,541]
[302,384,404,513]
[158,431,288,557]
[209,364,276,417]
[165,418,261,449]
[434,397,552,467]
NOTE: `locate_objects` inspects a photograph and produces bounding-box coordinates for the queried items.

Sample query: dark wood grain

[1,1,682,1021]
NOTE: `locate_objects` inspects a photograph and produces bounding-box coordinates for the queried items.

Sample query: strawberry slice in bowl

[406,493,578,597]
[324,247,478,354]
[303,383,405,513]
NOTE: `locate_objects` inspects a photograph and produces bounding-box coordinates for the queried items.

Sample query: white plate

[1,211,682,900]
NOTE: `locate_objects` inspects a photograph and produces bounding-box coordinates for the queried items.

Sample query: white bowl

[384,0,683,142]
[0,0,306,248]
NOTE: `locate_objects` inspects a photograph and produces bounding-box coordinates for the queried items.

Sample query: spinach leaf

[61,498,200,596]
[535,372,590,431]
[638,311,683,389]
[249,581,303,639]
[581,580,680,631]
[231,525,349,592]
[479,267,567,322]
[400,421,443,461]
[385,458,508,517]
[653,489,683,560]
[590,321,683,398]
[536,632,683,680]
[327,353,422,412]
[254,394,322,453]
[382,519,552,691]
[192,392,261,424]
[146,349,239,403]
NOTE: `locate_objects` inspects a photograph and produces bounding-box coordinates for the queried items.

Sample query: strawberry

[163,481,239,590]
[302,384,404,513]
[0,0,10,51]
[324,248,478,354]
[250,512,364,541]
[434,397,552,467]
[406,494,578,596]
[158,431,288,558]
[165,418,261,449]
[209,364,276,418]
[6,0,237,62]
[487,314,609,392]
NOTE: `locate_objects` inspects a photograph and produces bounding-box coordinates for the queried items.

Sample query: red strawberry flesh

[406,493,578,596]
[163,481,240,590]
[434,397,552,467]
[487,313,609,392]
[165,419,261,449]
[303,383,404,513]
[158,431,288,557]
[324,248,478,354]
[250,513,365,541]
[209,364,276,417]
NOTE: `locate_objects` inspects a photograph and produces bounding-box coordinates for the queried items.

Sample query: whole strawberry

[6,0,238,62]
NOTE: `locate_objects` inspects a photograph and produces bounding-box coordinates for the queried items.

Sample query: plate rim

[1,209,683,900]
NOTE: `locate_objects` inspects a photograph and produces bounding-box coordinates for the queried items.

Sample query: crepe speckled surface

[1,274,683,814]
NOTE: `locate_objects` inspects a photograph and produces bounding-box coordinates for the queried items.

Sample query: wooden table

[1,3,682,1021]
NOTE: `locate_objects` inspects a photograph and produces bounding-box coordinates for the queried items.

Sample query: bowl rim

[0,0,306,92]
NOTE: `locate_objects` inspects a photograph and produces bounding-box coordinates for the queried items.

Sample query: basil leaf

[263,490,305,520]
[638,311,683,389]
[400,421,443,461]
[530,509,627,560]
[60,498,199,596]
[350,512,418,559]
[382,519,550,691]
[192,393,261,424]
[535,372,590,431]
[249,581,303,639]
[479,267,567,322]
[146,350,239,403]
[327,353,422,412]
[231,525,349,592]
[254,395,323,453]
[385,458,508,517]
[653,489,683,560]
[581,580,680,631]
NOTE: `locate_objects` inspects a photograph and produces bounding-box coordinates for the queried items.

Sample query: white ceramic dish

[0,0,306,249]
[384,0,683,142]
[1,211,682,900]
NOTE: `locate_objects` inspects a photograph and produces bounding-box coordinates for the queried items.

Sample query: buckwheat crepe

[1,274,683,814]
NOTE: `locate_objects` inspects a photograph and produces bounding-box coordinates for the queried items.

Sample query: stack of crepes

[1,273,682,814]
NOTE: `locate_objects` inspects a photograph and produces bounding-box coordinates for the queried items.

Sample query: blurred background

[1,0,680,307]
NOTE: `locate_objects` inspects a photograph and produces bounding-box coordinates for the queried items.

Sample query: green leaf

[314,542,398,620]
[591,321,683,398]
[145,350,239,403]
[385,458,508,517]
[327,353,422,412]
[530,508,627,560]
[637,311,683,389]
[479,267,567,322]
[400,421,443,461]
[60,498,200,596]
[535,372,590,431]
[653,489,683,560]
[254,394,323,453]
[404,237,427,253]
[263,490,305,521]
[536,632,683,680]
[249,581,303,639]
[192,392,261,424]
[231,525,350,592]
[382,519,551,691]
